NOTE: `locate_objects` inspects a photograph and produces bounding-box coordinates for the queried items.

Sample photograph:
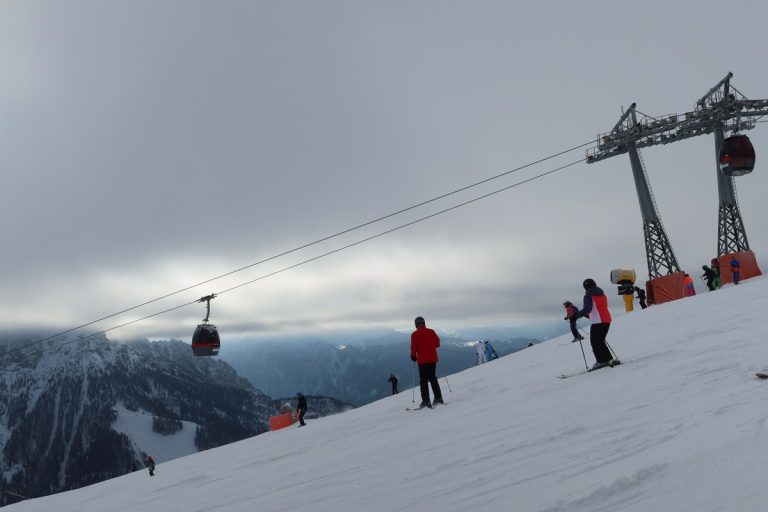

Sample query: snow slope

[112,404,197,463]
[11,277,768,512]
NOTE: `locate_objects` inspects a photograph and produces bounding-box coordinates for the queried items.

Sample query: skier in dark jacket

[410,316,444,409]
[145,455,155,477]
[701,265,718,291]
[387,373,399,395]
[634,286,648,309]
[296,392,308,427]
[569,279,615,370]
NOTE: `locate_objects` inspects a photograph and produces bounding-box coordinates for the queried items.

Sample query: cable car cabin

[719,134,756,177]
[192,323,220,356]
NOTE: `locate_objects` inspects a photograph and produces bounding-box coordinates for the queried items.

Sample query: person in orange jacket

[683,273,696,297]
[410,316,444,409]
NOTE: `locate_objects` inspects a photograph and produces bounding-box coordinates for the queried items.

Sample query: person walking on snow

[730,257,741,285]
[563,301,584,342]
[701,265,718,291]
[296,392,308,427]
[387,373,399,395]
[145,455,155,477]
[410,316,444,408]
[485,340,498,361]
[569,278,614,370]
[634,286,648,309]
[476,340,487,365]
[683,273,696,297]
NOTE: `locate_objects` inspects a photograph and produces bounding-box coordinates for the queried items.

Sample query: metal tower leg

[627,145,681,279]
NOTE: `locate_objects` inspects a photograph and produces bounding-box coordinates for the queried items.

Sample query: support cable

[5,157,584,361]
[14,141,594,351]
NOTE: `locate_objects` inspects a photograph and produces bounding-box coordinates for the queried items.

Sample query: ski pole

[580,326,621,363]
[577,338,589,370]
[412,361,416,404]
[605,340,621,362]
[444,375,452,394]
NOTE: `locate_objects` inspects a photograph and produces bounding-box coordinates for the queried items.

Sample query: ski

[405,402,446,410]
[558,360,622,379]
[558,370,588,379]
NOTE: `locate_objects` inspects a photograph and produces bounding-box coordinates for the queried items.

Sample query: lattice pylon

[643,219,681,280]
[718,202,750,255]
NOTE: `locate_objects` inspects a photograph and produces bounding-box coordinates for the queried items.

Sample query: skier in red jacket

[410,316,444,409]
[569,279,615,370]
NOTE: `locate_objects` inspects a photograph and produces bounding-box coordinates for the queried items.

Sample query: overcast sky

[2,0,767,341]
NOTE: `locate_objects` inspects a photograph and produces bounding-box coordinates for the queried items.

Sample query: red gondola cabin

[719,134,756,177]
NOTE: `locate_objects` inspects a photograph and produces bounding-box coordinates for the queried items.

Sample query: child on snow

[563,301,584,342]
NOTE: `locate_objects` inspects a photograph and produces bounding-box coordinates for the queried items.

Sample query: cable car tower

[586,72,767,303]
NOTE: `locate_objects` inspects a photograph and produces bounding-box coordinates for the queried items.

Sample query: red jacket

[411,326,440,364]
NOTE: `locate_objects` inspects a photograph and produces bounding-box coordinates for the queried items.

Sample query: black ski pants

[568,318,581,339]
[590,322,613,364]
[418,362,443,404]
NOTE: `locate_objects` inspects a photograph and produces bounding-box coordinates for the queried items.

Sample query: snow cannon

[610,268,636,285]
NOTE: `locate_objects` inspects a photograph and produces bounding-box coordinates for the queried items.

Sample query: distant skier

[145,455,155,477]
[701,265,718,291]
[569,278,614,370]
[476,340,487,365]
[683,273,696,297]
[484,340,498,361]
[410,316,444,408]
[634,286,648,309]
[388,373,399,395]
[296,392,308,427]
[563,301,584,342]
[730,257,741,285]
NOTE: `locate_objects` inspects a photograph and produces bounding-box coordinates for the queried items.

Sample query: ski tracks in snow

[535,464,667,512]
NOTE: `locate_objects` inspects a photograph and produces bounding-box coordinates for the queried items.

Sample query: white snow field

[11,276,768,512]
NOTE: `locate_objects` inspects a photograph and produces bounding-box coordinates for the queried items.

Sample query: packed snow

[10,276,768,511]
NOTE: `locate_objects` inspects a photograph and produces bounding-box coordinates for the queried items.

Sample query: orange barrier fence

[269,412,298,431]
[646,272,686,305]
[716,250,762,285]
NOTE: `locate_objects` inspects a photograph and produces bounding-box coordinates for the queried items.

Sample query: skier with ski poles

[568,278,616,370]
[563,301,584,342]
[410,316,444,409]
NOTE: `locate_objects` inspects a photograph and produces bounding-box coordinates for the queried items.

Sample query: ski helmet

[582,278,596,290]
[414,316,425,326]
[296,392,303,397]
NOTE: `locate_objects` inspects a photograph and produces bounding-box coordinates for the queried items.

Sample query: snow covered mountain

[0,335,275,505]
[9,275,768,512]
[221,335,537,405]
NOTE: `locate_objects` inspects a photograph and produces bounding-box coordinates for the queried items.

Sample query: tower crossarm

[586,99,768,164]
